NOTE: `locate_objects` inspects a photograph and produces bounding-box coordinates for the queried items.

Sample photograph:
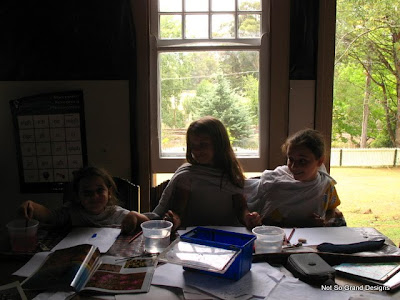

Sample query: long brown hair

[186,116,245,187]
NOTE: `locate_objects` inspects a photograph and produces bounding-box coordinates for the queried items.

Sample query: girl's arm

[121,211,150,234]
[233,194,262,230]
[167,186,190,230]
[19,200,53,223]
[311,181,345,227]
[322,184,345,226]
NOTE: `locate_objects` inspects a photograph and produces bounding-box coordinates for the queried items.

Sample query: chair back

[150,180,170,211]
[113,177,139,212]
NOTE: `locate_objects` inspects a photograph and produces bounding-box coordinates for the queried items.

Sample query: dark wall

[0,0,135,80]
[289,0,319,80]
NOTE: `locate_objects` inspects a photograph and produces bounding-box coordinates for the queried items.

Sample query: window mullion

[209,0,212,39]
[182,0,185,39]
[235,0,238,39]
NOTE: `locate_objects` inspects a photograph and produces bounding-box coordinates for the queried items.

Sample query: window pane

[160,15,182,39]
[159,51,260,158]
[238,0,261,11]
[185,15,209,39]
[160,0,182,12]
[212,14,235,39]
[212,0,234,12]
[185,0,208,12]
[238,14,261,38]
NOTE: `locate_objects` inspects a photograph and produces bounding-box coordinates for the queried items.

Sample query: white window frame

[149,0,270,173]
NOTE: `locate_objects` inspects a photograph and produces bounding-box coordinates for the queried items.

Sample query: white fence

[330,148,400,167]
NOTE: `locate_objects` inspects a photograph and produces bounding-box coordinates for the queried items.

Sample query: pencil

[287,228,296,243]
[25,202,31,232]
[128,231,143,244]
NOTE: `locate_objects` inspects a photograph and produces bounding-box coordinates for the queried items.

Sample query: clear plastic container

[252,225,285,253]
[140,220,173,253]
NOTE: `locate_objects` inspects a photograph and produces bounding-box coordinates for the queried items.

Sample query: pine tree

[194,76,252,145]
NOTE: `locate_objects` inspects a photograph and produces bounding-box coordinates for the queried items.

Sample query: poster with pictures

[9,90,87,193]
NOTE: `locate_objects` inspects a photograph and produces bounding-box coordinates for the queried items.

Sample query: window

[150,0,269,173]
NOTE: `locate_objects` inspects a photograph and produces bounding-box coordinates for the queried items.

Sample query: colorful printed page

[81,256,157,294]
[21,244,157,294]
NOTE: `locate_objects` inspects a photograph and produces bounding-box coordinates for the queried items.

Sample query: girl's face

[286,144,324,182]
[189,133,215,166]
[78,176,110,215]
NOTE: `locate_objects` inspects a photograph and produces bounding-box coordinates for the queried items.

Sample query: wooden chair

[112,177,139,212]
[149,180,170,212]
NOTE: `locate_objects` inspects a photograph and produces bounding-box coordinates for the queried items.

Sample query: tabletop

[1,226,400,299]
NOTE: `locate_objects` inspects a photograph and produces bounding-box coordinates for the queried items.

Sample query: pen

[128,231,143,244]
[287,228,296,244]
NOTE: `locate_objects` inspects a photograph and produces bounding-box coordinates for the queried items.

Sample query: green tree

[333,63,364,146]
[159,15,181,39]
[193,76,253,146]
[334,0,400,147]
[242,75,259,126]
[160,52,196,128]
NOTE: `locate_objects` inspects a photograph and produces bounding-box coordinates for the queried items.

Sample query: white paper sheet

[13,251,51,277]
[183,262,283,299]
[152,263,188,289]
[384,270,400,290]
[32,291,76,300]
[267,276,348,300]
[0,281,28,300]
[116,285,181,300]
[152,262,283,299]
[51,227,121,253]
[283,227,371,246]
[267,276,392,300]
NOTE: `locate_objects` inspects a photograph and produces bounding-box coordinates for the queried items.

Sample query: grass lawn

[330,167,400,246]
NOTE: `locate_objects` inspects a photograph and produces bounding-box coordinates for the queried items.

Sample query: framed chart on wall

[9,90,88,193]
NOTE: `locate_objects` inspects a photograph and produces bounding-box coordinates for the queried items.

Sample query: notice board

[9,91,87,193]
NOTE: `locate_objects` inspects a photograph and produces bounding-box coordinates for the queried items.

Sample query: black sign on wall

[9,90,88,193]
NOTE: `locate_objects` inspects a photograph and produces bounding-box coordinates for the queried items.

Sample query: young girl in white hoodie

[247,129,346,227]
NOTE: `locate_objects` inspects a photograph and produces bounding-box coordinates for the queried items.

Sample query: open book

[21,244,156,294]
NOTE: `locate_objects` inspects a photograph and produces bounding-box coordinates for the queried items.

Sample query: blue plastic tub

[180,227,256,280]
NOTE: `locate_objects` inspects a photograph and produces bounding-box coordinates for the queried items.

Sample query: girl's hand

[121,212,138,234]
[244,212,262,230]
[19,200,34,220]
[314,209,346,227]
[164,210,181,232]
[311,213,326,227]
